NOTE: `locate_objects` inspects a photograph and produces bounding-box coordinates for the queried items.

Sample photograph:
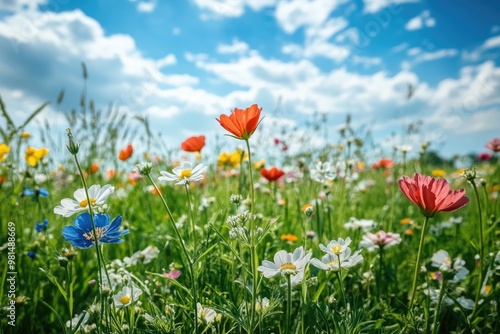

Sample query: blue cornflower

[35,219,49,233]
[27,251,37,259]
[23,187,49,197]
[61,212,129,249]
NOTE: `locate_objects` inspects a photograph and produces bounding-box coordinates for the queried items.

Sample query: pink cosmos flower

[360,230,402,251]
[485,137,500,152]
[477,152,492,161]
[398,173,469,218]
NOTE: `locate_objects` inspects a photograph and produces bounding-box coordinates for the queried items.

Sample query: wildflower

[180,135,205,153]
[197,303,217,323]
[255,297,270,313]
[343,217,376,232]
[163,269,182,280]
[0,143,10,162]
[398,173,469,218]
[136,161,153,175]
[113,285,143,308]
[216,103,262,140]
[310,248,363,271]
[310,161,335,184]
[54,184,114,217]
[281,234,298,242]
[35,219,49,232]
[319,237,352,255]
[254,159,265,170]
[359,230,402,251]
[485,137,500,152]
[229,194,243,205]
[27,251,36,259]
[398,145,412,153]
[257,246,312,282]
[66,312,89,329]
[23,187,49,198]
[431,250,469,283]
[371,158,394,170]
[302,203,314,217]
[124,246,160,266]
[431,169,446,178]
[477,152,492,161]
[159,161,206,185]
[89,163,99,174]
[61,212,129,249]
[261,166,285,182]
[118,144,134,161]
[25,147,48,167]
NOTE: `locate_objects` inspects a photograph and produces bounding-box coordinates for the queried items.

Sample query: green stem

[146,174,198,333]
[471,181,485,318]
[184,184,197,251]
[408,216,430,312]
[336,269,347,310]
[286,274,292,334]
[432,279,447,334]
[245,139,258,332]
[73,154,109,333]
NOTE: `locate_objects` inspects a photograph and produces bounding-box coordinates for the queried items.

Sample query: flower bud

[66,128,80,155]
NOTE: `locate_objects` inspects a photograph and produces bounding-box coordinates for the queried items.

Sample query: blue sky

[0,0,499,163]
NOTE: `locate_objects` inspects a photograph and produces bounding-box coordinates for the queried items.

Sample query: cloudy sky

[0,0,499,162]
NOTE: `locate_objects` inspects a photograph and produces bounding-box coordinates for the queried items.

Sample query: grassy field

[0,98,499,333]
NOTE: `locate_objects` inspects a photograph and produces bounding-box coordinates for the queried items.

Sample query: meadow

[0,92,499,334]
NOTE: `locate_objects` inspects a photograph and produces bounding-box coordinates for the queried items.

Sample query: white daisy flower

[197,303,217,324]
[310,161,335,184]
[343,217,376,232]
[54,184,114,217]
[431,250,469,283]
[158,161,207,185]
[310,247,363,271]
[257,246,312,279]
[319,237,352,255]
[66,312,89,328]
[113,285,142,308]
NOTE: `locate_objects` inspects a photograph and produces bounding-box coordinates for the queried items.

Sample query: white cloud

[0,0,46,12]
[462,35,500,62]
[363,0,418,14]
[192,0,276,19]
[405,10,435,31]
[406,48,458,65]
[275,0,347,34]
[216,39,249,55]
[156,54,177,69]
[391,42,408,53]
[172,27,181,35]
[128,0,157,13]
[351,55,382,67]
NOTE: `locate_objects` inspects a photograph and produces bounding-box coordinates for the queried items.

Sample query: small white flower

[310,248,363,271]
[319,237,352,255]
[310,161,335,184]
[158,161,207,185]
[66,312,89,328]
[113,285,143,308]
[431,250,469,283]
[343,217,376,232]
[255,297,270,313]
[257,246,312,281]
[197,303,217,324]
[124,246,160,266]
[54,184,114,217]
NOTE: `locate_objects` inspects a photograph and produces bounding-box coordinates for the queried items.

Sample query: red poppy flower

[372,158,394,170]
[180,135,206,153]
[260,166,285,182]
[398,173,469,218]
[118,144,134,161]
[216,104,262,140]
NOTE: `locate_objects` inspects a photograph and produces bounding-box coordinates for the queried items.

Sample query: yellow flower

[217,151,231,167]
[229,149,248,167]
[431,169,446,178]
[281,234,298,242]
[400,218,413,225]
[20,132,31,139]
[0,143,10,162]
[253,159,265,170]
[25,147,49,167]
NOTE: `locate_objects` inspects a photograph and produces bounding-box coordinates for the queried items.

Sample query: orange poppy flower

[180,135,206,153]
[216,104,262,140]
[90,163,99,174]
[281,234,298,242]
[118,144,134,161]
[260,166,285,182]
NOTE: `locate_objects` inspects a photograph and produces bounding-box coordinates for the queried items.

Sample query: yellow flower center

[79,198,96,208]
[118,295,131,305]
[82,227,105,241]
[179,169,192,179]
[279,263,297,271]
[327,259,339,267]
[331,245,342,254]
